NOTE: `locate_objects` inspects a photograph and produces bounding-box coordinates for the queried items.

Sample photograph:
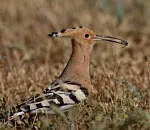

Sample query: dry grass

[0,0,150,129]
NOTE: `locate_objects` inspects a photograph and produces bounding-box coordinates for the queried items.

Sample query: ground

[0,0,150,130]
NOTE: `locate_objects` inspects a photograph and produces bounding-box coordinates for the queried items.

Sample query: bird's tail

[0,111,13,120]
[0,104,26,121]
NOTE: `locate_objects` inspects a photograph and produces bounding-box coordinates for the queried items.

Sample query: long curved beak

[93,35,128,47]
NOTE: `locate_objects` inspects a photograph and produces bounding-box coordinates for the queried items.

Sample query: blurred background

[0,0,150,129]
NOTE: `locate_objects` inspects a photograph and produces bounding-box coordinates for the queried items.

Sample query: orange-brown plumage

[0,27,128,120]
[49,26,128,93]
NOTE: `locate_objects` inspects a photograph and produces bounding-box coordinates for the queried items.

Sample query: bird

[0,26,128,120]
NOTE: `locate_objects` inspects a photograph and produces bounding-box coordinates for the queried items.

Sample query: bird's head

[48,26,128,47]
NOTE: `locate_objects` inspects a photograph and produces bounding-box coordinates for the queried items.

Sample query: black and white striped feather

[0,81,89,120]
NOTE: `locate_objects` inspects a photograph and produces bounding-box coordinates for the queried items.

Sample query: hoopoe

[0,27,128,120]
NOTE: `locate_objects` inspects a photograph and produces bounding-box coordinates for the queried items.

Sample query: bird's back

[1,80,89,119]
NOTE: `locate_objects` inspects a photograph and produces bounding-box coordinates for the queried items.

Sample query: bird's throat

[59,39,93,83]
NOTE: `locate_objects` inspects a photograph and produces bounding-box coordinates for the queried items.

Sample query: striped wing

[11,81,89,117]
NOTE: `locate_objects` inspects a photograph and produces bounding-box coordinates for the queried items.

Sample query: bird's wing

[10,81,89,118]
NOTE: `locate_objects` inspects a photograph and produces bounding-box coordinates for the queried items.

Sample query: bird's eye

[85,34,89,38]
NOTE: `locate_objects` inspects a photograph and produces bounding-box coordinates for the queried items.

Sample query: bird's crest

[48,26,128,46]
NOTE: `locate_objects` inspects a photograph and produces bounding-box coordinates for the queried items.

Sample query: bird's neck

[59,39,92,84]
